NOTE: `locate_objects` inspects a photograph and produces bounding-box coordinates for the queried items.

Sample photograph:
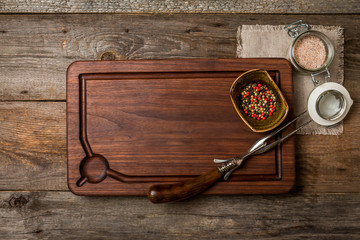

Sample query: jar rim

[315,89,346,121]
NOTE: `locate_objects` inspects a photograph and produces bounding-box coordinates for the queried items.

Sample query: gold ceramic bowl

[230,69,289,132]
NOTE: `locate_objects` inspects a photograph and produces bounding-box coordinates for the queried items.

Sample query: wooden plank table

[0,8,359,239]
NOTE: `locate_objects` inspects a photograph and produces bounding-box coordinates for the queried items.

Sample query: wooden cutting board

[67,58,295,196]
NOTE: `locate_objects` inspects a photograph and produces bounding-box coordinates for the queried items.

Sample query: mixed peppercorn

[239,82,277,120]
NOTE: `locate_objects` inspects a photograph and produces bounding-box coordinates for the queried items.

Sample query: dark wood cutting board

[67,58,295,196]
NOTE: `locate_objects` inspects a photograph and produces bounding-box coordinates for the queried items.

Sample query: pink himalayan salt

[294,35,327,70]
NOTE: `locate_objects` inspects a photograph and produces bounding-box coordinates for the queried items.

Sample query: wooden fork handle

[147,167,222,203]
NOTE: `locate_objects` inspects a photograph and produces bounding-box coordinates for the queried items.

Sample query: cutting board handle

[147,167,222,203]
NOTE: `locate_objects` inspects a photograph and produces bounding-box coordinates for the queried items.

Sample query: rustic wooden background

[0,1,359,239]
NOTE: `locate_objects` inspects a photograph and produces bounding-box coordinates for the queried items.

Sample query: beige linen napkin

[237,25,344,135]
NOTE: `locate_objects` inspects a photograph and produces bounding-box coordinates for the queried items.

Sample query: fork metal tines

[214,111,311,179]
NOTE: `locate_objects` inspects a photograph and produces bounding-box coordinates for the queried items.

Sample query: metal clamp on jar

[284,20,353,127]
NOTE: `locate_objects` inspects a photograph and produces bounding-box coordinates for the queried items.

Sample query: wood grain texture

[0,14,359,101]
[0,13,360,239]
[0,14,358,193]
[0,191,359,239]
[0,102,67,190]
[0,0,359,14]
[1,101,358,194]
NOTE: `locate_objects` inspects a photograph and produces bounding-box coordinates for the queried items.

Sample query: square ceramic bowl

[230,69,289,132]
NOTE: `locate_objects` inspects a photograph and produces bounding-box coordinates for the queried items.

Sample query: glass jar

[285,21,334,87]
[307,82,353,126]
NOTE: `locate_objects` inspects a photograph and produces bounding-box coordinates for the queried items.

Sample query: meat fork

[148,111,311,203]
[214,110,310,180]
